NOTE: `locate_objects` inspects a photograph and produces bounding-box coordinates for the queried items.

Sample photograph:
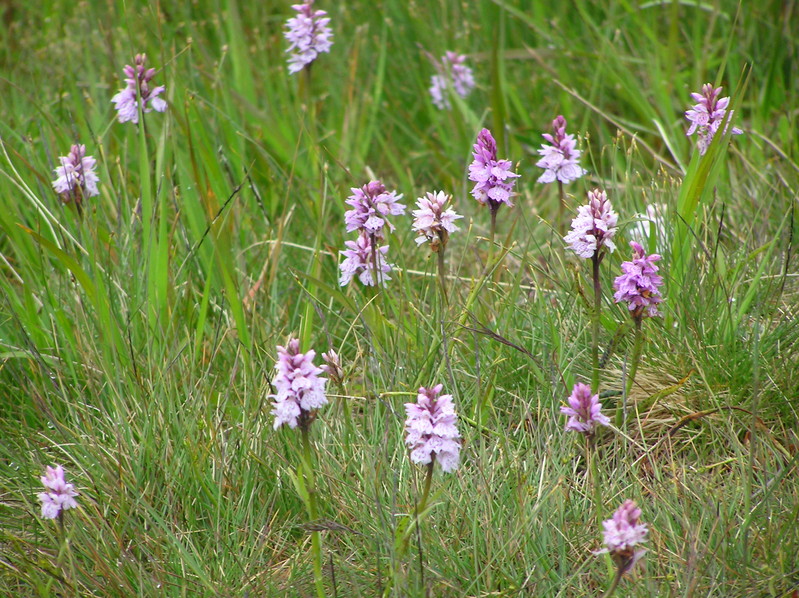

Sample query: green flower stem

[299,62,322,353]
[486,206,498,274]
[489,206,498,247]
[400,462,435,559]
[367,232,388,340]
[617,317,643,427]
[601,567,623,598]
[299,65,319,187]
[371,232,381,293]
[417,462,435,516]
[55,510,77,594]
[301,427,325,598]
[436,246,449,307]
[587,435,603,530]
[558,180,566,233]
[591,253,602,394]
[436,244,458,392]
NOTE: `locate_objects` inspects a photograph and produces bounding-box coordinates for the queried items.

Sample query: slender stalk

[617,317,643,427]
[366,232,386,346]
[436,244,457,392]
[300,64,319,186]
[370,232,380,289]
[56,509,66,579]
[299,61,322,351]
[587,435,603,530]
[436,246,449,307]
[417,461,435,515]
[400,462,435,560]
[301,426,326,598]
[591,253,602,394]
[489,206,498,247]
[601,567,624,598]
[413,462,434,594]
[56,510,76,593]
[558,180,566,233]
[137,100,156,328]
[486,205,499,273]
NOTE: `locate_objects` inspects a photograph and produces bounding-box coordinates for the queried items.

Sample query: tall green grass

[1,1,797,596]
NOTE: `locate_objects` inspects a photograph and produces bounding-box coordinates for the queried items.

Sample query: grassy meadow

[1,0,798,595]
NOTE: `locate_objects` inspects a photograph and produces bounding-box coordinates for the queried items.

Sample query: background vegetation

[1,0,797,595]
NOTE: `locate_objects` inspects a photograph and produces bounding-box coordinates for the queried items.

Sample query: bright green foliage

[1,1,797,596]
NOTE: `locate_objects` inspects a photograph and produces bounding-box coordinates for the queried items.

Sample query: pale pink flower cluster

[339,232,393,286]
[270,339,328,430]
[38,465,79,520]
[685,83,743,155]
[429,51,476,110]
[411,191,462,251]
[284,0,333,74]
[404,384,461,473]
[536,115,587,184]
[344,181,406,236]
[613,241,664,319]
[599,500,648,574]
[561,383,610,435]
[564,189,618,259]
[340,180,404,287]
[51,144,100,203]
[111,54,167,124]
[468,128,520,209]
